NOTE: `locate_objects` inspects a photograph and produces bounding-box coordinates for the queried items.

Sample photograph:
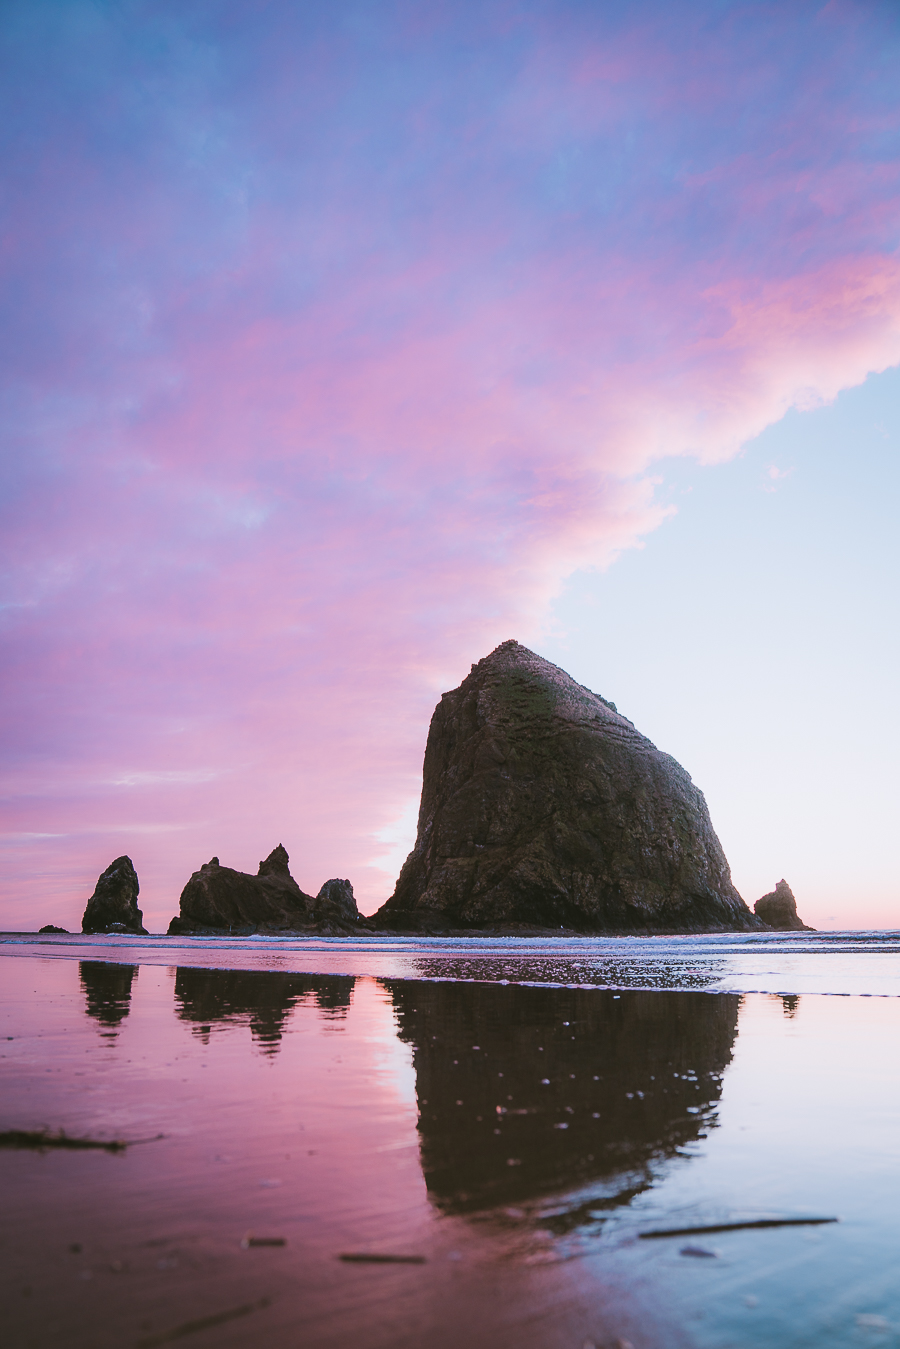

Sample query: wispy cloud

[2,0,899,925]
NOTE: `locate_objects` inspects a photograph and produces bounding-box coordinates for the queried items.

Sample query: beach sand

[1,935,898,1348]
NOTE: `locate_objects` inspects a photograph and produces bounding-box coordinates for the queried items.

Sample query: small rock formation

[39,924,68,934]
[81,856,147,935]
[313,878,358,925]
[754,879,814,931]
[167,845,362,934]
[375,640,761,933]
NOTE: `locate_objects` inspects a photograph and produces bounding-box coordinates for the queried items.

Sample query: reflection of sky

[594,993,900,1348]
[2,2,900,933]
[2,957,899,1348]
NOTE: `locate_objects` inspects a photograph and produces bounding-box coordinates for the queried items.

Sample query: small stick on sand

[338,1252,427,1264]
[0,1129,165,1152]
[640,1217,838,1239]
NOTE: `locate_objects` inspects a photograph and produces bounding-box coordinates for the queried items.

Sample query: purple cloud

[2,0,899,925]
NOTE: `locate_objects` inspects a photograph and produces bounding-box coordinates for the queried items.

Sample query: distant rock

[167,846,363,934]
[375,640,761,933]
[313,878,358,925]
[81,857,147,935]
[39,924,68,934]
[754,879,814,931]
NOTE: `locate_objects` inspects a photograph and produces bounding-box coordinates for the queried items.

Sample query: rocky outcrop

[167,845,362,934]
[313,878,358,925]
[39,924,68,934]
[81,856,147,935]
[376,640,760,933]
[754,879,814,931]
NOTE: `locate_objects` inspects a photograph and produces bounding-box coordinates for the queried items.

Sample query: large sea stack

[81,856,147,935]
[754,879,814,931]
[376,640,759,933]
[168,845,361,934]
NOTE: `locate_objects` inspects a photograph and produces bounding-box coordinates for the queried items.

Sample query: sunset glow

[2,1,899,929]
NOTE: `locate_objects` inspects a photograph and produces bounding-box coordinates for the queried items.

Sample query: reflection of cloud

[2,2,900,925]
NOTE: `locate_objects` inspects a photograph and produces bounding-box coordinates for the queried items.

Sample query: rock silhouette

[81,856,147,935]
[174,967,355,1053]
[376,640,759,933]
[167,845,362,934]
[389,979,740,1215]
[79,961,138,1032]
[38,924,68,934]
[314,878,358,925]
[754,879,814,931]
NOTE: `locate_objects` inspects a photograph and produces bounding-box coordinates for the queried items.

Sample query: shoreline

[3,929,900,997]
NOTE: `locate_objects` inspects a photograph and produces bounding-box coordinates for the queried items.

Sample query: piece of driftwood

[338,1252,427,1264]
[0,1129,164,1152]
[640,1216,838,1239]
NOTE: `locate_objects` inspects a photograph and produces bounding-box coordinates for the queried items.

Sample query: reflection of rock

[376,641,759,932]
[389,979,739,1215]
[79,961,138,1031]
[174,967,356,1052]
[81,856,147,935]
[754,880,814,931]
[167,846,362,934]
[39,924,68,934]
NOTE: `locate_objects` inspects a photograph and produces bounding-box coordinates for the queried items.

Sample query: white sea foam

[4,930,900,996]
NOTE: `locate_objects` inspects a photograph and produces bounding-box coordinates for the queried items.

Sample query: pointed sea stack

[168,845,362,934]
[754,879,814,931]
[375,640,760,933]
[81,856,147,935]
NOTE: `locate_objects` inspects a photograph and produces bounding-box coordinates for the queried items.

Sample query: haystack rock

[754,879,814,931]
[375,641,760,933]
[81,856,148,935]
[167,845,362,934]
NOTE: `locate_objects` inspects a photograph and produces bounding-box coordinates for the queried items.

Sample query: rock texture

[376,640,760,933]
[754,879,814,931]
[167,845,362,934]
[81,856,147,935]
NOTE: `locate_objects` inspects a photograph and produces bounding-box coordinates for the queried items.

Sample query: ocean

[2,931,898,1348]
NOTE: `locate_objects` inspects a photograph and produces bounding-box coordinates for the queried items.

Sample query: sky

[1,0,899,932]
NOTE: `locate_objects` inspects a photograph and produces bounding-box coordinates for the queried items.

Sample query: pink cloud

[2,0,900,927]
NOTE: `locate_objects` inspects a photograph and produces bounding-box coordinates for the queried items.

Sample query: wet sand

[4,928,900,995]
[2,938,899,1348]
